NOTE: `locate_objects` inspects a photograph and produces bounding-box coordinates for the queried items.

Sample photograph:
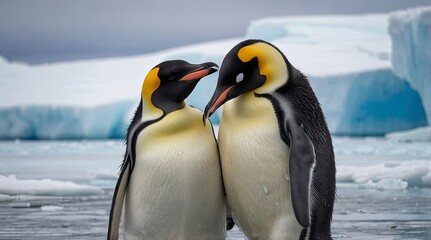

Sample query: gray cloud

[1,0,430,64]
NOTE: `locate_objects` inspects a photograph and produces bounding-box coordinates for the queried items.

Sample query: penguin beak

[179,62,219,81]
[203,84,234,122]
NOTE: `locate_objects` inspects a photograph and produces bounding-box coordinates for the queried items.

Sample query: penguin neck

[151,105,202,136]
[141,98,165,122]
[228,92,273,119]
[141,96,187,123]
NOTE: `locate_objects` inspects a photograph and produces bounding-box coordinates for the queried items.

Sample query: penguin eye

[236,73,244,83]
[167,75,177,82]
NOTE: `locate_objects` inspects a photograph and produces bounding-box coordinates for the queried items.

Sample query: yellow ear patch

[142,67,161,102]
[237,42,288,93]
[141,67,164,121]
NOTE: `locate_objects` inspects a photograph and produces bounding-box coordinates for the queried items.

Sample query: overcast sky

[1,0,430,64]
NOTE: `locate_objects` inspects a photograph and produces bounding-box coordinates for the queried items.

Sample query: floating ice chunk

[361,179,408,190]
[337,160,430,188]
[41,205,64,212]
[8,202,31,208]
[0,175,104,196]
[0,194,13,202]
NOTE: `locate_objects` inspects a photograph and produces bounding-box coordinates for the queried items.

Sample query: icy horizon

[0,7,430,139]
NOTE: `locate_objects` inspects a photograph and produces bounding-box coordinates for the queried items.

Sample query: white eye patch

[236,73,244,83]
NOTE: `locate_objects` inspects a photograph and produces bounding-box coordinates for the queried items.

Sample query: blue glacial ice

[312,69,427,136]
[0,101,134,139]
[389,6,431,124]
[0,8,430,139]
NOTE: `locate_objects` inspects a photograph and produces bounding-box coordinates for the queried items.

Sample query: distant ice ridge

[0,175,104,196]
[1,9,430,139]
[389,6,431,124]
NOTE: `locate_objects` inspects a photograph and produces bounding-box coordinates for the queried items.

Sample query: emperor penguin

[204,40,336,240]
[107,60,225,240]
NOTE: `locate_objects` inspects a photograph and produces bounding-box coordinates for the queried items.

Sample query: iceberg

[389,6,431,124]
[311,70,426,135]
[0,9,430,139]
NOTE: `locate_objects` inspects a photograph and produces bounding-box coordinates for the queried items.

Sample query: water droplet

[262,185,269,194]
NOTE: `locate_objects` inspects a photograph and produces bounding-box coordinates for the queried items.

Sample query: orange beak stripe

[208,86,234,115]
[179,69,210,81]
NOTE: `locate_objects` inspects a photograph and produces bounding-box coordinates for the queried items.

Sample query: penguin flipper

[107,159,130,240]
[285,118,315,228]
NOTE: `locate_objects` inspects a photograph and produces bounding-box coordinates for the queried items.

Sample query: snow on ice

[386,126,431,142]
[0,175,104,197]
[40,205,64,212]
[337,161,430,190]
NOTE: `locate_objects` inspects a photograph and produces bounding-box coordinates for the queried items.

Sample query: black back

[259,63,336,239]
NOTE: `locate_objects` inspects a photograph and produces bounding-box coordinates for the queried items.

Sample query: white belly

[124,107,225,240]
[219,95,302,240]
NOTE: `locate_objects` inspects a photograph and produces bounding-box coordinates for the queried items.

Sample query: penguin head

[204,39,289,119]
[142,60,218,121]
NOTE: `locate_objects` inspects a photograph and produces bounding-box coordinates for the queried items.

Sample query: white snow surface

[337,160,430,189]
[0,175,104,196]
[41,205,64,212]
[0,9,430,139]
[386,126,431,142]
[246,14,392,76]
